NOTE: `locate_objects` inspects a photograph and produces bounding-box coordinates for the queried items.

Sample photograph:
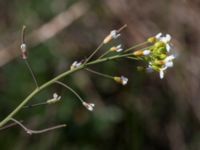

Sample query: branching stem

[10,118,66,135]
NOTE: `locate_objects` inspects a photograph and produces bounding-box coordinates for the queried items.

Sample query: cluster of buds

[133,33,175,79]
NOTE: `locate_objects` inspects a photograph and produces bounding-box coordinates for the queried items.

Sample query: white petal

[165,55,175,62]
[116,48,123,52]
[166,44,171,52]
[143,50,151,55]
[121,76,128,85]
[155,33,162,39]
[53,93,58,99]
[159,69,164,79]
[165,34,171,42]
[117,44,122,48]
[165,61,173,68]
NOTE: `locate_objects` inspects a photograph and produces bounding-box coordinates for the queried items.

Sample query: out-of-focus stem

[10,118,66,135]
[55,81,84,103]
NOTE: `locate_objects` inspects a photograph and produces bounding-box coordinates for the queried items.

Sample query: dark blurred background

[0,0,199,149]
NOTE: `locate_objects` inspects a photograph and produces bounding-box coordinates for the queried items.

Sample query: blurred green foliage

[0,0,200,150]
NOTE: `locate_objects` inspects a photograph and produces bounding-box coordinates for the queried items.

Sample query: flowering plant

[0,25,175,134]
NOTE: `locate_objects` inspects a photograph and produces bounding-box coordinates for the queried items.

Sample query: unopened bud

[103,30,120,44]
[133,50,143,56]
[147,37,156,43]
[114,76,128,85]
[20,43,27,59]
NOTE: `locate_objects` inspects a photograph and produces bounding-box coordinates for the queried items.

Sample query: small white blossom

[110,44,123,52]
[82,101,95,111]
[20,43,27,59]
[103,30,121,44]
[159,55,175,79]
[116,45,123,52]
[121,76,128,85]
[114,76,128,85]
[164,55,175,68]
[155,33,162,39]
[70,61,82,70]
[47,93,61,104]
[20,43,27,53]
[110,30,121,39]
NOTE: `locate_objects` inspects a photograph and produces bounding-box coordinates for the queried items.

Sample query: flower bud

[114,76,128,85]
[147,37,156,43]
[82,101,95,111]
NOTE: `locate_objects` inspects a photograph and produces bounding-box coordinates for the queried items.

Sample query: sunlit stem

[55,81,84,103]
[10,118,66,135]
[124,41,149,53]
[86,68,113,79]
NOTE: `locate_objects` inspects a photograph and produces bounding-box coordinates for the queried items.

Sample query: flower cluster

[133,33,175,79]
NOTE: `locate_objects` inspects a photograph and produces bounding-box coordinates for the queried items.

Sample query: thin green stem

[23,102,48,109]
[124,41,148,53]
[84,42,104,64]
[86,68,113,79]
[25,59,39,88]
[0,52,134,128]
[98,50,111,59]
[55,81,84,103]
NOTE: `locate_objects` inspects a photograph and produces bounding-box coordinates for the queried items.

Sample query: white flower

[103,30,121,44]
[47,93,61,104]
[155,33,162,39]
[20,43,27,53]
[121,76,128,85]
[143,49,151,56]
[110,44,123,52]
[164,55,175,68]
[155,33,172,52]
[114,76,128,85]
[82,101,95,111]
[70,61,82,70]
[110,30,120,39]
[159,55,175,79]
